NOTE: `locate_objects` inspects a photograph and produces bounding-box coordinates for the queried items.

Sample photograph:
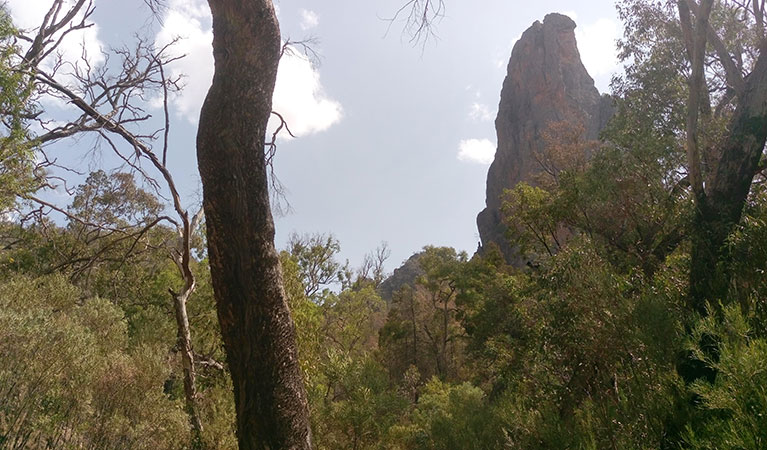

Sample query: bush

[0,275,189,449]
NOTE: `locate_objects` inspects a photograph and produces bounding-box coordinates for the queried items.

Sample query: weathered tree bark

[196,1,312,449]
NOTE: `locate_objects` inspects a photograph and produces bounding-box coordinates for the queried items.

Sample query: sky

[7,0,623,272]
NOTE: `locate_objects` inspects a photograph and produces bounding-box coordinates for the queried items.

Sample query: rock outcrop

[378,252,424,302]
[477,13,613,264]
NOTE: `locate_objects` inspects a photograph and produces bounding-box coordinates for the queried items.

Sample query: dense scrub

[2,0,767,448]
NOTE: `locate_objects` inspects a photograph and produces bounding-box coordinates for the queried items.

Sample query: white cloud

[269,47,342,138]
[299,9,319,30]
[575,18,620,78]
[6,0,104,72]
[155,0,342,137]
[464,86,482,99]
[457,139,496,165]
[469,102,493,122]
[155,1,214,122]
[169,0,211,17]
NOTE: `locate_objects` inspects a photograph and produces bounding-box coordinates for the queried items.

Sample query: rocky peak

[477,13,613,264]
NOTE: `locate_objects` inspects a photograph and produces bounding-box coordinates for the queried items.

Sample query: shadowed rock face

[477,13,613,265]
[378,252,424,302]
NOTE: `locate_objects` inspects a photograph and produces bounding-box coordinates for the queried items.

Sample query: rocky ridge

[476,13,613,264]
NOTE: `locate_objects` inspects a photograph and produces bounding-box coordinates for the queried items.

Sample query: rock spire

[477,13,613,264]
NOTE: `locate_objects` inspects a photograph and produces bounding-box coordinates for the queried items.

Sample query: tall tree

[617,0,767,312]
[196,0,312,448]
[676,0,767,312]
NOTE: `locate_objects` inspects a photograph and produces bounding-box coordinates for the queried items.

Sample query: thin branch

[194,352,225,371]
[280,37,321,66]
[382,0,445,47]
[160,60,170,166]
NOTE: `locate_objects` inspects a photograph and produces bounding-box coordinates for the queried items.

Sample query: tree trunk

[172,285,204,447]
[689,48,767,313]
[681,0,714,202]
[171,209,206,447]
[196,1,312,449]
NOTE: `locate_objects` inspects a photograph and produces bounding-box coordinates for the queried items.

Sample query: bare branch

[143,0,167,16]
[383,0,445,47]
[160,60,170,166]
[194,352,225,371]
[265,111,295,216]
[281,37,321,66]
[22,0,93,67]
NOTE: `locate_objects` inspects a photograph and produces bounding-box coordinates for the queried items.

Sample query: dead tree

[10,0,209,444]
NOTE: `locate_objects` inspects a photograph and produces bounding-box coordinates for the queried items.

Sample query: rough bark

[196,1,312,449]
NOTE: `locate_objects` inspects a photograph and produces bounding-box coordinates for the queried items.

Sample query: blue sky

[7,0,622,271]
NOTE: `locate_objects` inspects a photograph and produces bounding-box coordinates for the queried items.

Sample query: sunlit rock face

[477,13,613,265]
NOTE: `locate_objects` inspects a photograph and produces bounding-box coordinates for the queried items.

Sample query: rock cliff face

[477,13,613,264]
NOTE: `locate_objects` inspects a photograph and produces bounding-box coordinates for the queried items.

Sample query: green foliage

[69,170,163,227]
[502,182,562,259]
[0,9,35,210]
[322,285,386,356]
[615,0,688,136]
[454,249,528,394]
[483,240,684,449]
[313,353,408,450]
[281,251,323,382]
[726,184,767,328]
[287,232,345,301]
[502,110,690,275]
[1,2,766,448]
[0,173,236,447]
[390,379,503,450]
[380,247,467,382]
[196,374,237,449]
[682,305,767,449]
[0,274,189,448]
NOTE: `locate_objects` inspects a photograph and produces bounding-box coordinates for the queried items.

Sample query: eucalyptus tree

[616,0,767,311]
